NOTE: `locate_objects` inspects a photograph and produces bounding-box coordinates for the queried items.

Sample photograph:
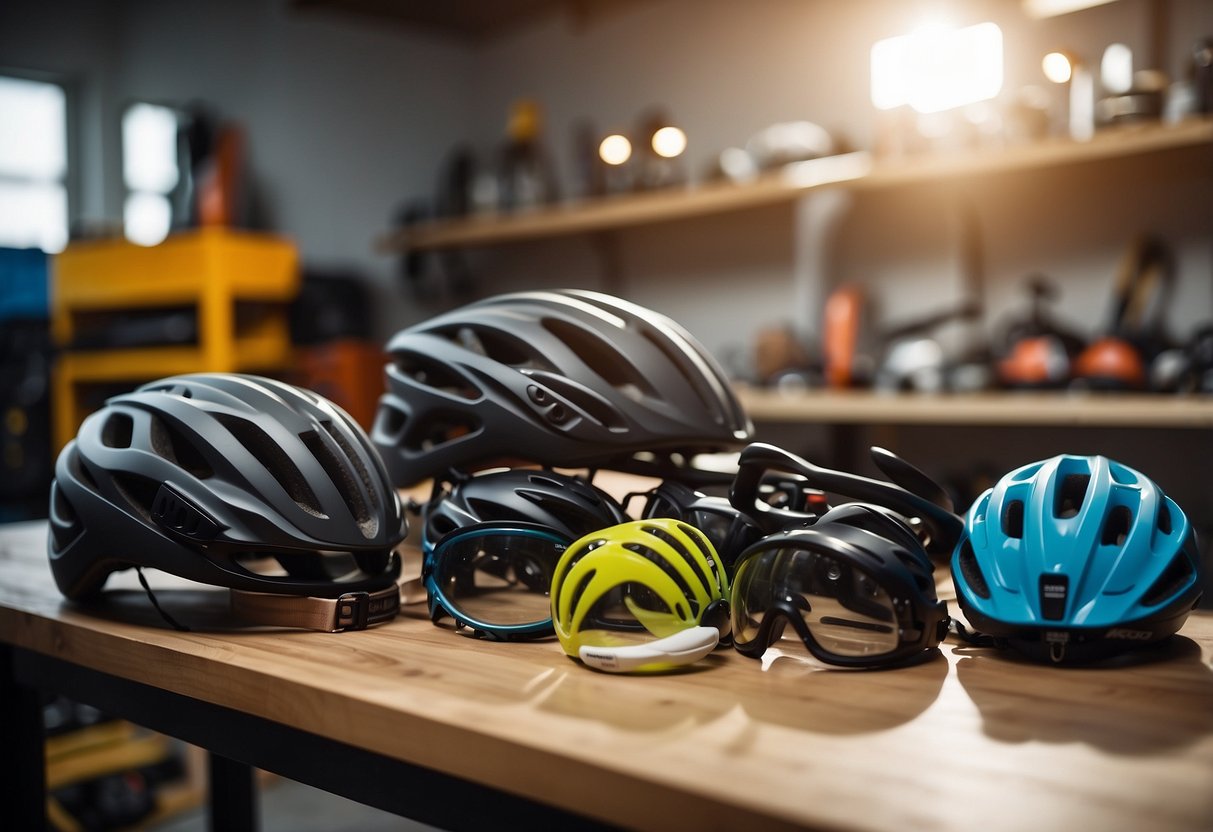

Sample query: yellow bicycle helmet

[550,518,730,672]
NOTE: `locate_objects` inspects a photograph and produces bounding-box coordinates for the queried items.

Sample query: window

[0,75,69,253]
[122,102,180,246]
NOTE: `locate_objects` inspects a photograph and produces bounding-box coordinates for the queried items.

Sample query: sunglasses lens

[733,547,900,659]
[434,532,566,626]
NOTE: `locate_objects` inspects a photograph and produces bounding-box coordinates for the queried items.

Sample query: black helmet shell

[372,289,753,485]
[422,468,629,546]
[49,373,407,600]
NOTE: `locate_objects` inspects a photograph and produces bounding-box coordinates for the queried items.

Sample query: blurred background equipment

[636,108,688,190]
[0,247,52,521]
[752,323,818,390]
[497,98,559,211]
[288,269,382,429]
[996,275,1085,388]
[1042,49,1096,139]
[597,130,635,194]
[43,695,191,832]
[821,284,871,389]
[1071,235,1175,391]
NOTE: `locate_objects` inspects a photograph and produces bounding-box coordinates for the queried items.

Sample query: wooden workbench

[2,519,1211,831]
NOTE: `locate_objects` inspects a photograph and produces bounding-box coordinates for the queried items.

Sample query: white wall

[457,0,1213,366]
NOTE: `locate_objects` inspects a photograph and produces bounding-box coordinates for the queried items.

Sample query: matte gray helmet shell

[49,373,407,600]
[422,468,629,546]
[372,289,753,486]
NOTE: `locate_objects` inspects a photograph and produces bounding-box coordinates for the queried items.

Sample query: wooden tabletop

[3,519,1212,832]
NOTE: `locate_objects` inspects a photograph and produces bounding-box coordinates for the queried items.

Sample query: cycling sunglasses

[422,522,570,641]
[730,518,949,668]
[729,442,962,557]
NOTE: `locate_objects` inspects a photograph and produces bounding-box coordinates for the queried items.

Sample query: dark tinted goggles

[423,522,570,640]
[730,529,949,668]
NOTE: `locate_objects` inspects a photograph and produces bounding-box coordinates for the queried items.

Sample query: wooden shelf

[735,387,1213,430]
[377,117,1213,253]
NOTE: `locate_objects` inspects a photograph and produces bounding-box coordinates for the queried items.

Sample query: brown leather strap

[229,584,400,632]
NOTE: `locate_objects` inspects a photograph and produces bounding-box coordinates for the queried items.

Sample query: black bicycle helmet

[952,454,1202,663]
[49,374,407,628]
[421,468,629,547]
[372,289,753,485]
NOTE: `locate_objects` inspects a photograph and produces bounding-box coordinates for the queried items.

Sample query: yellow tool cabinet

[51,229,300,450]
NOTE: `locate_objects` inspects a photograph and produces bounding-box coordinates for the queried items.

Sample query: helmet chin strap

[135,567,191,632]
[229,583,401,632]
[577,626,720,673]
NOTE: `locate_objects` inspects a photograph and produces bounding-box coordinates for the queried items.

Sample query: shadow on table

[954,635,1213,754]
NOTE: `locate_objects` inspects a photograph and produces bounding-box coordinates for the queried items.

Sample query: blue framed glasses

[423,522,571,641]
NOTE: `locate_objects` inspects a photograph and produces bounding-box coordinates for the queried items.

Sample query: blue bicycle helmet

[952,454,1202,663]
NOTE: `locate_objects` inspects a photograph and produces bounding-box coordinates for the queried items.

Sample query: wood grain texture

[4,520,1212,831]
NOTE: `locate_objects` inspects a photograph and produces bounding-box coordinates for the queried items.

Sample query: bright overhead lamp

[871,22,1004,114]
[1022,0,1118,19]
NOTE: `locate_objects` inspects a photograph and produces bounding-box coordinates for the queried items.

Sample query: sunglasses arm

[577,626,720,673]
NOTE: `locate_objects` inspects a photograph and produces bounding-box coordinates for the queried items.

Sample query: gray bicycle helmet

[49,374,407,606]
[422,468,629,546]
[372,289,753,486]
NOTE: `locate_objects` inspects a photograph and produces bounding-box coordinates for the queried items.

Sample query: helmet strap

[135,567,191,632]
[230,584,400,632]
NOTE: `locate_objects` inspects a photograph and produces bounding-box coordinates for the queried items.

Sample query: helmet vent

[149,415,214,479]
[68,448,99,491]
[322,419,381,515]
[111,472,162,523]
[1054,474,1090,519]
[1001,500,1024,538]
[1101,505,1133,547]
[396,352,479,400]
[542,317,656,397]
[640,326,738,427]
[1158,501,1173,535]
[518,491,600,539]
[376,402,407,441]
[407,412,480,452]
[447,324,547,370]
[214,413,325,518]
[1141,551,1195,607]
[101,413,134,448]
[49,480,83,550]
[627,535,699,606]
[527,473,564,489]
[301,429,376,538]
[957,538,991,599]
[425,513,458,541]
[566,568,597,620]
[674,521,723,588]
[467,497,520,523]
